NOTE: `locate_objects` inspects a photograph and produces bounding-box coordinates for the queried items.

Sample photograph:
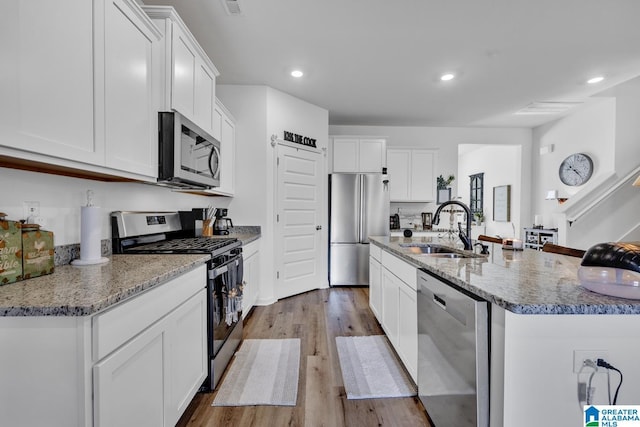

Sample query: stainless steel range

[111,210,244,391]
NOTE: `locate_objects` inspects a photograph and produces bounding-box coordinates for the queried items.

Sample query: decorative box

[0,214,23,285]
[21,225,54,279]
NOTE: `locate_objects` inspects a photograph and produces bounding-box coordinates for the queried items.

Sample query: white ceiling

[146,0,640,128]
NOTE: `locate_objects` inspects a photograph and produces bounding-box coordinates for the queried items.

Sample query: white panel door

[276,144,324,299]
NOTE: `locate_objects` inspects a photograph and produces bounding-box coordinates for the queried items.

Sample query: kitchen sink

[399,243,456,254]
[421,252,468,258]
[399,243,474,258]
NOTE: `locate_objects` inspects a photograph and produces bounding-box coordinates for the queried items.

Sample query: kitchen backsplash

[391,202,466,230]
[52,228,261,266]
[54,239,112,266]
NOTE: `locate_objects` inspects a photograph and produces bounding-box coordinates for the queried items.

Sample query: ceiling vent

[515,101,582,115]
[221,0,243,15]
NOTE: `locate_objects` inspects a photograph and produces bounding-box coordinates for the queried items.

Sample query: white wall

[530,81,640,248]
[218,84,329,305]
[458,145,522,238]
[329,124,532,233]
[531,98,616,231]
[0,168,225,245]
[598,76,640,174]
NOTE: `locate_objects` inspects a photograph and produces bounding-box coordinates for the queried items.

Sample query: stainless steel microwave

[158,112,220,189]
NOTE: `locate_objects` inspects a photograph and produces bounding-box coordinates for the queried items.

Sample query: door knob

[316,225,322,230]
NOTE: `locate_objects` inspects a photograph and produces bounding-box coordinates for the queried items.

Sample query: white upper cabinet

[387,150,411,200]
[143,6,219,138]
[193,63,216,132]
[359,139,386,172]
[387,148,436,202]
[102,0,162,178]
[207,99,236,196]
[0,0,98,165]
[0,0,161,180]
[331,137,386,173]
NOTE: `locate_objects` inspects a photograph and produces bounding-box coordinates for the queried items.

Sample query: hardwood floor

[176,287,432,427]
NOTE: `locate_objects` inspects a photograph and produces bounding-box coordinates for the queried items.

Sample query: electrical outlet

[574,350,610,373]
[23,201,40,220]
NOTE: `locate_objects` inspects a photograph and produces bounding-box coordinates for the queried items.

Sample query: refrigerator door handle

[359,174,366,243]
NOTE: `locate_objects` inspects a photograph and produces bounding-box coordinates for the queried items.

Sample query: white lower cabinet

[0,263,207,427]
[396,280,417,381]
[369,256,382,318]
[371,249,418,382]
[166,290,208,425]
[93,319,167,427]
[242,239,261,317]
[381,267,400,345]
[93,268,207,427]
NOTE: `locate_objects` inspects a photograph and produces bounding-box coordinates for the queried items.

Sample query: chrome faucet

[433,200,473,250]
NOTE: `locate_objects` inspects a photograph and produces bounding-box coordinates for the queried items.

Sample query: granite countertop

[370,235,640,315]
[211,225,261,245]
[0,254,210,317]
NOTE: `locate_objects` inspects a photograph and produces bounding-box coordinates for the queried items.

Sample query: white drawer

[381,250,417,290]
[370,244,382,262]
[92,264,206,361]
[243,239,260,258]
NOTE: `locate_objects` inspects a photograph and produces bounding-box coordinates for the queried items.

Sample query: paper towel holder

[71,191,109,266]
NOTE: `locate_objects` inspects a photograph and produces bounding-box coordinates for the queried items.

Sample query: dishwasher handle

[431,291,468,326]
[433,294,447,309]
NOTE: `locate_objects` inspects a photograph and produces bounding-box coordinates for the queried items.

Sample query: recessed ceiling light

[291,70,304,78]
[440,73,455,81]
[587,76,604,84]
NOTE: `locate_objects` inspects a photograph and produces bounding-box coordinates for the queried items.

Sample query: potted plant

[437,174,455,190]
[474,211,485,225]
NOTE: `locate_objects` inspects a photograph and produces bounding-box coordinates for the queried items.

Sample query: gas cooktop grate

[126,237,239,255]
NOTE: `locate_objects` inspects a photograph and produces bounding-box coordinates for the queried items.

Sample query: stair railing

[567,164,640,225]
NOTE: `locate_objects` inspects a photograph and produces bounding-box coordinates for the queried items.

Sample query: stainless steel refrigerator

[329,173,389,286]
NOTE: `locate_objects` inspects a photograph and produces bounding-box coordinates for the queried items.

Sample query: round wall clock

[558,153,594,186]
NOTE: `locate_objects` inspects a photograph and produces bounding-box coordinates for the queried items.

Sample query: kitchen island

[369,235,640,427]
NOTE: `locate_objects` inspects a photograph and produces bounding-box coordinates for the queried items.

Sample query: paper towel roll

[72,206,108,265]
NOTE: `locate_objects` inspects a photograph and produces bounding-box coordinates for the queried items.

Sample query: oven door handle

[210,254,242,278]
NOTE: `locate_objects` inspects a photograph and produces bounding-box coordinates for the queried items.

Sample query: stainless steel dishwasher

[417,268,489,427]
